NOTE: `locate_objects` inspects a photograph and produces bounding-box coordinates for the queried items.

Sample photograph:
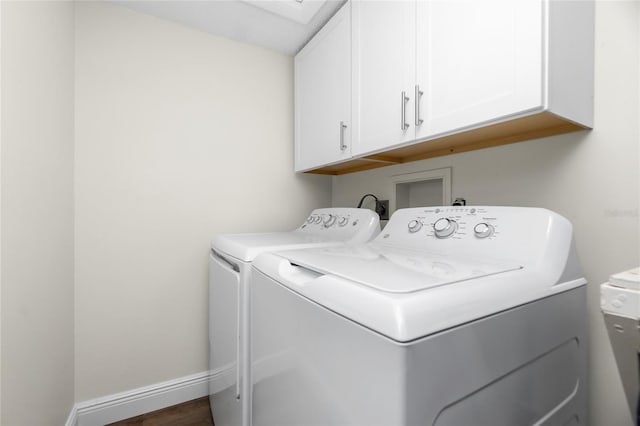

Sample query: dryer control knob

[473,222,494,239]
[433,218,457,238]
[306,216,314,224]
[323,214,337,227]
[338,216,349,227]
[313,215,322,224]
[407,219,422,233]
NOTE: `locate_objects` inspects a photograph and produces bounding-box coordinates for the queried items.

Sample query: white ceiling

[114,0,346,56]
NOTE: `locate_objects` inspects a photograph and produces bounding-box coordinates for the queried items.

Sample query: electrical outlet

[376,200,390,220]
[453,197,466,206]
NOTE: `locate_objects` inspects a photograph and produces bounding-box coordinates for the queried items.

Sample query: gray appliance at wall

[601,267,640,426]
[208,208,380,426]
[250,206,588,426]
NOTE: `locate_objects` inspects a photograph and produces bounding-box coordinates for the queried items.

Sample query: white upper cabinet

[415,0,543,139]
[352,0,416,155]
[294,2,351,172]
[353,0,545,156]
[295,0,593,174]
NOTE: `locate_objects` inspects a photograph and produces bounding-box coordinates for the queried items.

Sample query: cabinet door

[352,0,416,156]
[294,3,351,172]
[415,0,543,139]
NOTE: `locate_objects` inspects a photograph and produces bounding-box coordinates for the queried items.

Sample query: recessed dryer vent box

[391,168,452,212]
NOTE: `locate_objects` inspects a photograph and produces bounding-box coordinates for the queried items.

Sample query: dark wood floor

[107,396,214,426]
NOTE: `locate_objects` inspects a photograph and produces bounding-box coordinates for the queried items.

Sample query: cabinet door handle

[415,85,424,126]
[339,121,348,151]
[401,91,410,131]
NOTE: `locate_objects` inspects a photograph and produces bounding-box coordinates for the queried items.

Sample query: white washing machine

[208,208,380,426]
[251,206,587,426]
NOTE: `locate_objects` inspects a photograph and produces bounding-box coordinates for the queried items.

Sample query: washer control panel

[372,206,574,282]
[375,206,573,266]
[380,206,513,245]
[393,207,501,241]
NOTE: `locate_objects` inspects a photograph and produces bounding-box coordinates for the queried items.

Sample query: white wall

[0,0,634,423]
[74,2,331,401]
[332,2,639,426]
[0,1,75,425]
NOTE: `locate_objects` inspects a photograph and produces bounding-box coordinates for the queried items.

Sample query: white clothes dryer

[208,208,380,426]
[251,206,587,426]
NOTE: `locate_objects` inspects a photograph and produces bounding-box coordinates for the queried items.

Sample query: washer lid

[253,246,585,342]
[277,243,522,293]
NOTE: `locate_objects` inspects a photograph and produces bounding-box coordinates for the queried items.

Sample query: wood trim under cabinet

[304,112,589,175]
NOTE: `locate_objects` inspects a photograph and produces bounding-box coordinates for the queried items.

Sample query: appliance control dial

[433,217,457,238]
[338,216,349,227]
[313,215,322,224]
[306,216,314,224]
[323,214,337,228]
[473,222,494,239]
[407,219,422,233]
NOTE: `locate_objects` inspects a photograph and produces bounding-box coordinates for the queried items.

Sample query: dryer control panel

[296,208,381,244]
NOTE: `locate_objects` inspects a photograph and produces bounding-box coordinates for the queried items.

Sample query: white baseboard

[65,371,212,426]
[64,407,79,426]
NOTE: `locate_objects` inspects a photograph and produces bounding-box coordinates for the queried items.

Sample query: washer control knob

[338,216,349,227]
[313,215,322,224]
[306,216,315,224]
[407,219,422,233]
[433,218,457,238]
[323,214,337,227]
[473,222,494,239]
